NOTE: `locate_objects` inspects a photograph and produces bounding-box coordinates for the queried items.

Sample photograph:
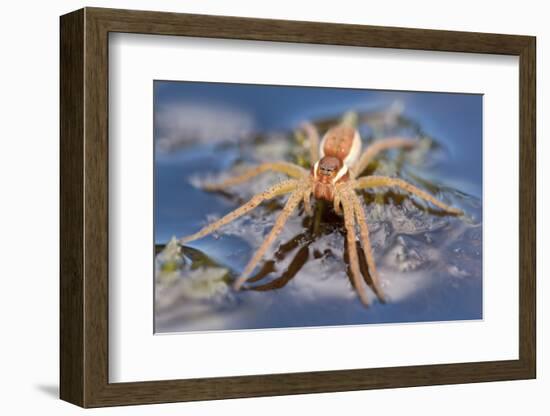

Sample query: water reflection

[154,82,482,333]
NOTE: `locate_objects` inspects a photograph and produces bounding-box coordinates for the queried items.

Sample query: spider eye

[320,166,334,175]
[317,156,341,177]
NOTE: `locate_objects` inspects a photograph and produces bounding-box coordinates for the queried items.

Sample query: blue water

[153,81,482,333]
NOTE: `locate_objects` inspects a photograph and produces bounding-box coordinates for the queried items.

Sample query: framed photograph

[60,7,536,408]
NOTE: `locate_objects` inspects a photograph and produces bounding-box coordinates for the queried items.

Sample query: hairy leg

[333,192,343,215]
[351,137,417,179]
[354,176,463,215]
[300,121,320,164]
[303,187,313,216]
[203,162,307,191]
[350,192,386,302]
[338,186,370,306]
[180,179,299,244]
[233,187,305,290]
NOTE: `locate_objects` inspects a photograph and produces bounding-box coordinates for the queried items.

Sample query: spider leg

[338,185,371,307]
[179,179,299,244]
[303,187,313,216]
[233,187,305,290]
[203,162,307,191]
[350,192,386,302]
[333,192,343,215]
[300,121,320,164]
[354,176,463,215]
[351,137,417,179]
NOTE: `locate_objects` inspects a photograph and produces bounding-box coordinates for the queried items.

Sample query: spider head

[312,156,349,201]
[316,156,342,181]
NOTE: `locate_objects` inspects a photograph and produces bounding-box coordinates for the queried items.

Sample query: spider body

[180,121,463,307]
[312,125,358,201]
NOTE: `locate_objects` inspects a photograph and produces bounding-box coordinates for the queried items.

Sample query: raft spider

[180,122,463,306]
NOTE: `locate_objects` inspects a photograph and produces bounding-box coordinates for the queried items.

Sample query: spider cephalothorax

[180,121,463,306]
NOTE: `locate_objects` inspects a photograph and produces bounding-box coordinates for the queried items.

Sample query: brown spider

[179,121,463,306]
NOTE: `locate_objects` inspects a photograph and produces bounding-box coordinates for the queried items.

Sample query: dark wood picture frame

[60,7,536,408]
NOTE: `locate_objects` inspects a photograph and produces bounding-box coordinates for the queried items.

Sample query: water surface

[153,81,483,333]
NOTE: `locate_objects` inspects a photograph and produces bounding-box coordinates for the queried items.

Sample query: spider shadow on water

[240,200,382,297]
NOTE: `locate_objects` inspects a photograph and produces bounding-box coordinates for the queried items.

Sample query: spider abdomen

[320,125,361,165]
